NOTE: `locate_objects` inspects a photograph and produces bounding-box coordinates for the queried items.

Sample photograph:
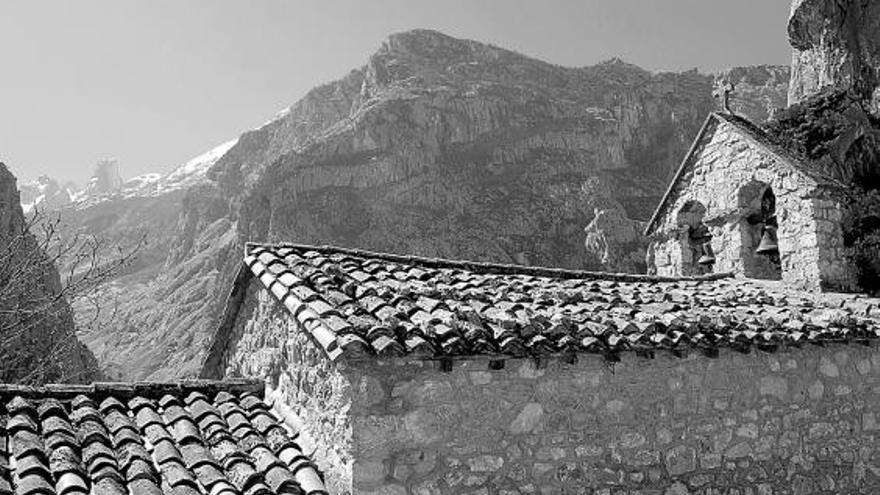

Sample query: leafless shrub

[0,207,144,384]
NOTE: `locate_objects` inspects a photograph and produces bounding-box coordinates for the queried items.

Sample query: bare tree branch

[0,206,144,384]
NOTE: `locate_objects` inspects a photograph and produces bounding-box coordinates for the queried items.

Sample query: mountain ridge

[0,163,100,384]
[28,29,790,379]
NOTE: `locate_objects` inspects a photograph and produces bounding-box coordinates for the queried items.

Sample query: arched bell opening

[676,200,714,275]
[739,182,782,280]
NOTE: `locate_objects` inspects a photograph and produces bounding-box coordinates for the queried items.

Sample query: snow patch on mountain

[19,175,74,213]
[159,138,238,193]
[62,139,239,208]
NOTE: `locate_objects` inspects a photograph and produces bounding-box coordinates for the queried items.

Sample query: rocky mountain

[788,0,880,113]
[59,141,239,379]
[716,65,791,122]
[80,159,124,198]
[41,30,789,380]
[0,163,100,384]
[19,175,75,213]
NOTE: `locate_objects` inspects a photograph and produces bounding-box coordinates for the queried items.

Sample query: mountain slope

[57,30,787,379]
[0,163,100,383]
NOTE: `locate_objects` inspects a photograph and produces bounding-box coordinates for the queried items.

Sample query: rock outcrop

[217,31,717,273]
[19,175,74,212]
[44,31,789,379]
[81,159,124,197]
[788,0,880,112]
[583,205,647,273]
[0,163,100,384]
[764,88,880,187]
[716,65,791,122]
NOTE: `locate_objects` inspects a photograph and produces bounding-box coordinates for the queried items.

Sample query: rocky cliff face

[58,143,237,380]
[46,31,789,380]
[788,0,880,113]
[716,65,791,122]
[0,163,100,384]
[82,159,124,197]
[218,32,716,267]
[19,175,74,212]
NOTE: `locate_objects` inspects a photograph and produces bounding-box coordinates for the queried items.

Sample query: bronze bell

[697,241,716,265]
[756,225,779,254]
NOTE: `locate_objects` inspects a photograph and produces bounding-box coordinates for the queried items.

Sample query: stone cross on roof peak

[713,81,735,114]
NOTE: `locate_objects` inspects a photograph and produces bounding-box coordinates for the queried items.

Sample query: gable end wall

[648,120,854,290]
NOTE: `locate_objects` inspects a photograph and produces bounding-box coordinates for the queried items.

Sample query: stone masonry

[218,288,355,495]
[220,289,880,494]
[646,115,855,291]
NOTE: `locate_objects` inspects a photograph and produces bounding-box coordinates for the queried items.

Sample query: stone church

[644,0,880,293]
[642,110,854,291]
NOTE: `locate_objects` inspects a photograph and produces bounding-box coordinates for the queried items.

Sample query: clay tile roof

[242,243,880,362]
[0,380,328,495]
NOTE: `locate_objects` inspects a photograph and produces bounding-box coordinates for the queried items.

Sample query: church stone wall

[348,346,880,494]
[648,119,855,290]
[221,287,355,494]
[811,196,856,291]
[219,286,880,494]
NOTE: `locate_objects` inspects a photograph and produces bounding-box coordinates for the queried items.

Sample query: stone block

[518,361,545,379]
[404,404,461,445]
[354,375,387,408]
[469,371,492,385]
[407,379,456,406]
[665,481,690,495]
[355,415,405,457]
[412,480,442,495]
[353,460,387,484]
[725,442,753,459]
[871,352,880,370]
[575,445,603,458]
[736,423,758,439]
[510,403,544,434]
[604,399,628,418]
[808,380,824,400]
[834,350,850,367]
[467,455,504,472]
[535,446,566,461]
[699,452,722,469]
[391,463,410,482]
[833,384,852,395]
[808,422,835,439]
[358,483,407,495]
[532,462,554,476]
[863,412,879,431]
[758,376,788,400]
[406,450,437,475]
[630,449,661,467]
[619,431,647,449]
[665,445,696,476]
[818,356,840,377]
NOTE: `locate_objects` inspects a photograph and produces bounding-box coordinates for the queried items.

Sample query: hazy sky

[0,0,792,185]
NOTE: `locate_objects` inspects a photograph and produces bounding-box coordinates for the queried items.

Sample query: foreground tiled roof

[0,380,327,495]
[243,243,880,362]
